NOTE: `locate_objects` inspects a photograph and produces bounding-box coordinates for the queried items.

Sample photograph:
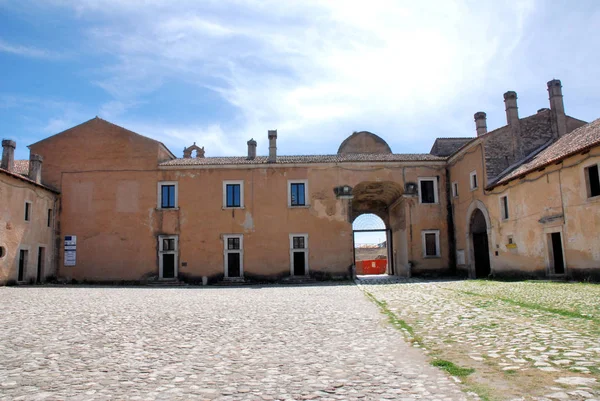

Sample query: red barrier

[357,259,387,275]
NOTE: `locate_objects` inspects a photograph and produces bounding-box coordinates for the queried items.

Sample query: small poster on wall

[64,235,77,266]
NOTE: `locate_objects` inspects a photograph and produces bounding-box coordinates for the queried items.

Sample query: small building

[1,78,598,284]
[0,140,59,284]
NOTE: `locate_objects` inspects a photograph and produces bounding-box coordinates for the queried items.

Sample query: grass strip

[431,359,475,377]
[363,290,421,343]
[448,289,599,322]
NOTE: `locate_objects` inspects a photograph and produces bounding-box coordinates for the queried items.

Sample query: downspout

[445,167,457,275]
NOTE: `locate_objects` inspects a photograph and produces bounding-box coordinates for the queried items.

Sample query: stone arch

[183,143,205,158]
[465,200,493,278]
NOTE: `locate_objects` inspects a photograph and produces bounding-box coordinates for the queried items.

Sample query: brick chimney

[474,112,487,136]
[28,154,43,184]
[547,79,567,138]
[247,138,257,160]
[1,139,16,172]
[504,91,524,161]
[268,130,277,163]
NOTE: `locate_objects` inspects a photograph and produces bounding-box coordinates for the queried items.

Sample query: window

[500,195,509,220]
[223,180,244,208]
[585,164,600,198]
[24,202,31,221]
[452,182,458,198]
[470,171,478,190]
[157,182,178,209]
[418,177,438,204]
[47,209,52,228]
[223,234,243,279]
[421,230,440,258]
[289,234,309,276]
[288,180,308,207]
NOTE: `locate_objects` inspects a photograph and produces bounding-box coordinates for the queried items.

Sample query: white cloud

[0,39,62,59]
[27,0,554,155]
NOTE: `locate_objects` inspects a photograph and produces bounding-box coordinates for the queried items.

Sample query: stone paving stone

[0,285,472,400]
[358,279,600,400]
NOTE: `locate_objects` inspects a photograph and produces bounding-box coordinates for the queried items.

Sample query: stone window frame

[223,234,244,279]
[421,230,441,258]
[157,181,179,210]
[24,201,32,222]
[499,195,509,221]
[222,180,245,209]
[583,161,600,200]
[470,170,478,191]
[287,179,309,208]
[289,233,309,276]
[452,181,459,198]
[417,177,439,204]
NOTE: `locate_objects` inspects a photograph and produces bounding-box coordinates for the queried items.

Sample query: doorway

[36,247,45,283]
[18,249,28,282]
[353,214,390,276]
[158,235,178,280]
[289,234,308,276]
[224,234,243,279]
[470,209,490,278]
[548,231,565,275]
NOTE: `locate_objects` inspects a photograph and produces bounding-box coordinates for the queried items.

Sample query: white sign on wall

[64,235,77,266]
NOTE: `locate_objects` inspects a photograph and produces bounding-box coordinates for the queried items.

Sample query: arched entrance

[470,208,491,278]
[352,214,389,275]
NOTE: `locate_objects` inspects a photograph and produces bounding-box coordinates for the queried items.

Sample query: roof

[13,160,29,175]
[491,117,600,187]
[0,167,59,194]
[160,153,446,167]
[429,137,474,157]
[28,117,176,160]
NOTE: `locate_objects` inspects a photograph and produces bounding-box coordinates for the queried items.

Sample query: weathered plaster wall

[28,118,169,190]
[451,140,600,279]
[0,173,57,284]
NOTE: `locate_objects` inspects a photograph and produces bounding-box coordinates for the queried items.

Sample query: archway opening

[353,213,389,276]
[470,208,491,278]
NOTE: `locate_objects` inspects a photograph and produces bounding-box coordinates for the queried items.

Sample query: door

[473,233,491,278]
[37,247,45,284]
[290,234,308,276]
[224,235,243,278]
[550,232,565,274]
[293,251,305,276]
[18,250,27,282]
[158,236,178,280]
[162,254,175,279]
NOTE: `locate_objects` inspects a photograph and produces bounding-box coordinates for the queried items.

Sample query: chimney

[247,138,257,160]
[268,130,277,163]
[504,91,524,161]
[1,139,16,172]
[474,112,487,136]
[28,154,43,184]
[547,79,567,138]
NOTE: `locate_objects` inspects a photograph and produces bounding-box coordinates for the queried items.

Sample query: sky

[1,0,600,161]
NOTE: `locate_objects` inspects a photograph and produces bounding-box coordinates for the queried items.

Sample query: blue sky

[1,0,599,161]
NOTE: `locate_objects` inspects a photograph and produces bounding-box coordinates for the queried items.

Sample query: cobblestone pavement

[0,285,472,401]
[358,279,600,401]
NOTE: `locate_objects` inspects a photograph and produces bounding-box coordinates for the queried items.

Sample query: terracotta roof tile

[13,160,29,175]
[0,167,59,194]
[491,118,600,187]
[160,153,446,167]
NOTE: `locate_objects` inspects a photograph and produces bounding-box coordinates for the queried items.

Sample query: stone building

[0,140,59,284]
[0,78,599,284]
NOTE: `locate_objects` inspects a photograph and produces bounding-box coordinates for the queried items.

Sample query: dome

[337,131,392,155]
